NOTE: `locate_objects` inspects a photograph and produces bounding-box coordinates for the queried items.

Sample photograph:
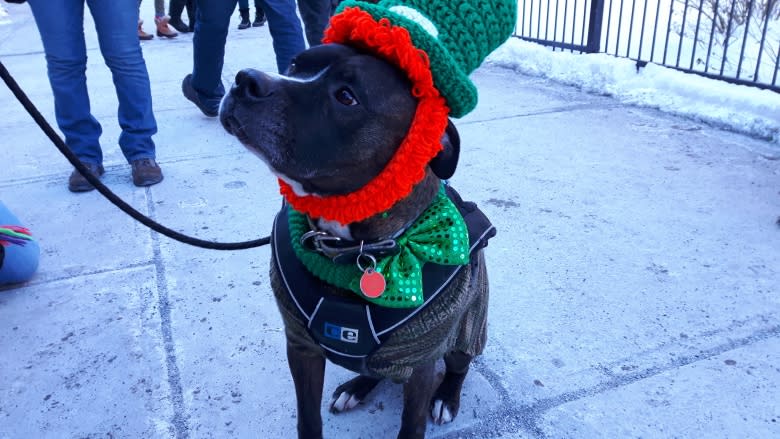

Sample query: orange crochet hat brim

[278,7,450,225]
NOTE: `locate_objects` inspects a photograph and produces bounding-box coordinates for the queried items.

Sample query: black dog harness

[271,186,496,373]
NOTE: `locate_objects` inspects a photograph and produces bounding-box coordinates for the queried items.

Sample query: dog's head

[220,43,459,202]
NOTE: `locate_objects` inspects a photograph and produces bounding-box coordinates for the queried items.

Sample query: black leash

[0,60,270,250]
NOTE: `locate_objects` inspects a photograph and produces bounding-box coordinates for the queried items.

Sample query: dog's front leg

[286,343,326,439]
[398,361,436,439]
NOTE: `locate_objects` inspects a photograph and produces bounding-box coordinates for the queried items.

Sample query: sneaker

[181,74,220,117]
[131,158,164,187]
[68,162,105,193]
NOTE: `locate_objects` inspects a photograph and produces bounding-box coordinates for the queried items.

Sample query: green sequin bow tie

[289,187,470,308]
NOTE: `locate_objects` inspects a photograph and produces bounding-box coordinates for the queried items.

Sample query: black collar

[299,213,420,264]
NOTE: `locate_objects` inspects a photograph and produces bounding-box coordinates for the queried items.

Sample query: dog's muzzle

[231,69,276,102]
[220,68,277,135]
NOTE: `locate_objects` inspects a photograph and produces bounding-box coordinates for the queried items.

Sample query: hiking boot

[253,10,267,27]
[68,162,105,193]
[181,74,220,117]
[155,16,178,38]
[131,158,164,187]
[238,8,251,30]
[138,19,154,40]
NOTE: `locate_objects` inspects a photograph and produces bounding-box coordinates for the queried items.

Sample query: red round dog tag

[360,269,386,298]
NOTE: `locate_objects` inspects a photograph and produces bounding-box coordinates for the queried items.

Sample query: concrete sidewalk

[1,3,778,438]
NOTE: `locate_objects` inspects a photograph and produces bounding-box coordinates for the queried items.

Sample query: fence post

[586,0,606,53]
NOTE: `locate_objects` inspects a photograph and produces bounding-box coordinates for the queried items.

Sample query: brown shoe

[68,162,105,193]
[138,19,154,40]
[155,16,178,38]
[131,158,164,187]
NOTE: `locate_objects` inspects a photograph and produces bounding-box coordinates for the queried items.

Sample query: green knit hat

[332,0,517,118]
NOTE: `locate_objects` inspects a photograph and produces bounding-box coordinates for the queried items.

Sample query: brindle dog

[220,43,491,439]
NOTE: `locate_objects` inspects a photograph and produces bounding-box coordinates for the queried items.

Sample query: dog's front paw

[328,375,382,414]
[430,399,457,425]
[329,391,362,413]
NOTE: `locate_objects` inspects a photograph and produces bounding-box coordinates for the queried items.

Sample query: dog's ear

[429,119,460,180]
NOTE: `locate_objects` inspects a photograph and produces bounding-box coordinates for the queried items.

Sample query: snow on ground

[487,38,780,145]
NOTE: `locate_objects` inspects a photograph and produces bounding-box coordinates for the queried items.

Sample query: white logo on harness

[324,322,359,344]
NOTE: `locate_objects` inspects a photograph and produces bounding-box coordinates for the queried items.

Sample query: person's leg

[87,0,158,163]
[186,0,196,31]
[27,0,103,165]
[191,0,237,100]
[169,0,183,19]
[0,202,40,285]
[258,0,305,73]
[237,0,251,29]
[297,0,331,47]
[253,0,266,27]
[137,0,154,40]
[168,0,190,32]
[154,0,165,16]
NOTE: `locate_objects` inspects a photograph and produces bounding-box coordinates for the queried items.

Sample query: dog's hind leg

[430,350,473,425]
[329,375,382,413]
[399,360,436,439]
[287,343,326,439]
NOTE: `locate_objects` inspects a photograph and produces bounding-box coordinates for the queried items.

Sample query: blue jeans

[28,0,157,166]
[238,0,331,46]
[298,0,334,46]
[0,202,39,285]
[237,0,260,9]
[191,0,304,105]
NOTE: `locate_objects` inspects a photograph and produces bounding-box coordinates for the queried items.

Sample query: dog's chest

[271,186,497,376]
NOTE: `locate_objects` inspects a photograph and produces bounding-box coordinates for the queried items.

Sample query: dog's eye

[334,88,358,106]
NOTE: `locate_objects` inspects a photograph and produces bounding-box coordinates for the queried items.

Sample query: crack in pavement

[459,103,623,126]
[0,262,152,291]
[434,323,780,439]
[0,152,249,190]
[147,188,190,439]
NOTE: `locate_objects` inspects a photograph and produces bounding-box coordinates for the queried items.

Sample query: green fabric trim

[289,187,470,308]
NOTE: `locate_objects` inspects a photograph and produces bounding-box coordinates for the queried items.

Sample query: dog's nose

[232,69,275,100]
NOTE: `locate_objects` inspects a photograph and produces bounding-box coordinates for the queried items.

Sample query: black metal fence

[513,0,780,92]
